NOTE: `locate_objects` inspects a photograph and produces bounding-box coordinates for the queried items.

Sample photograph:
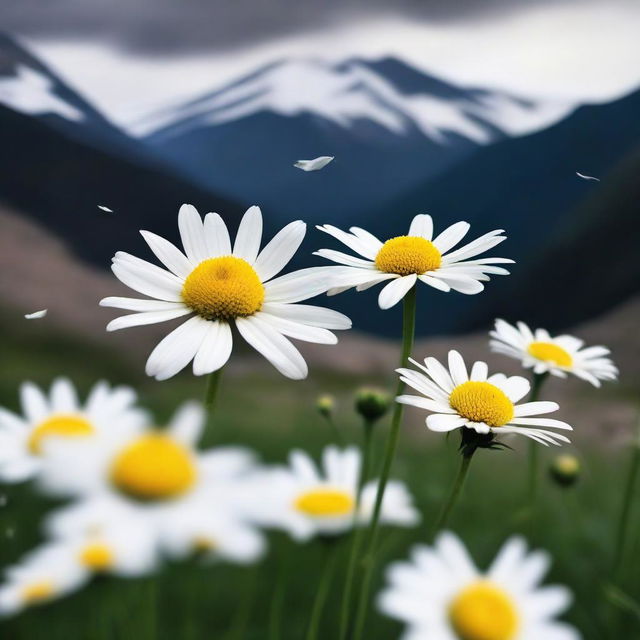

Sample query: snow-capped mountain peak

[0,64,85,121]
[137,57,574,144]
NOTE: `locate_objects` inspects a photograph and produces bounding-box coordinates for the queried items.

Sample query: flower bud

[549,454,580,487]
[355,387,391,423]
[316,394,335,419]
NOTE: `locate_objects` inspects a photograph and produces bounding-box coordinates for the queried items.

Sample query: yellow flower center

[181,256,264,320]
[375,236,442,276]
[449,581,518,640]
[527,342,573,367]
[79,542,114,571]
[22,580,55,605]
[294,488,354,517]
[28,414,95,455]
[193,536,217,552]
[449,382,514,427]
[110,433,197,501]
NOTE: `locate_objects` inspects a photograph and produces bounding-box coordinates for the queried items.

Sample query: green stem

[323,414,344,446]
[339,420,375,640]
[612,415,640,575]
[351,285,417,640]
[306,541,339,640]
[432,451,474,536]
[268,552,287,640]
[204,368,223,412]
[525,371,548,529]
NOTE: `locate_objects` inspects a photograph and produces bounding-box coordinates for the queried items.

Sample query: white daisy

[40,402,263,556]
[396,350,573,446]
[0,378,146,483]
[378,531,581,640]
[100,204,351,380]
[0,547,87,616]
[31,521,158,580]
[314,214,512,309]
[255,446,419,541]
[490,319,618,387]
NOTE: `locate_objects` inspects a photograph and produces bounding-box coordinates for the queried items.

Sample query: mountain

[0,34,242,269]
[142,57,573,228]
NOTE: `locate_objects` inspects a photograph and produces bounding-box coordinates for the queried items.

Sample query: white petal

[442,230,507,263]
[426,413,467,432]
[235,315,308,379]
[111,259,182,302]
[378,274,417,310]
[408,214,434,240]
[432,221,470,253]
[417,274,451,292]
[192,321,233,376]
[256,313,337,344]
[470,361,488,381]
[178,204,209,263]
[313,249,375,268]
[316,225,378,260]
[233,206,263,263]
[168,401,205,446]
[261,303,351,330]
[203,212,232,257]
[107,307,191,331]
[100,297,186,312]
[145,316,210,380]
[448,351,468,386]
[514,401,559,417]
[140,230,192,278]
[253,220,306,281]
[50,378,78,413]
[396,395,454,414]
[264,267,336,303]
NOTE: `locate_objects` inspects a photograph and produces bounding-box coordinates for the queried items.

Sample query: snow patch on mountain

[136,58,574,144]
[0,65,84,121]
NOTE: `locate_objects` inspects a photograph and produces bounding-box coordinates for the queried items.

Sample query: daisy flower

[256,446,419,541]
[100,204,351,380]
[40,402,264,555]
[396,350,573,446]
[0,378,145,483]
[314,214,512,309]
[0,547,87,616]
[490,319,618,387]
[378,531,580,640]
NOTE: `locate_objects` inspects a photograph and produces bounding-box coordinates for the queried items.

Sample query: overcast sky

[4,0,640,129]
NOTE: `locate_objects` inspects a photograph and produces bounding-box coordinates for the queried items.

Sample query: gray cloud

[1,0,570,54]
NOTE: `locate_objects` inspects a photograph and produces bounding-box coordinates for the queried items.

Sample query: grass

[0,318,639,637]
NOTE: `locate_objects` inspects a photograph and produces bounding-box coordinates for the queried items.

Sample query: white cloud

[22,2,640,130]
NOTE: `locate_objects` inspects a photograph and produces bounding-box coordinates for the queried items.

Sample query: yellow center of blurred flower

[21,580,55,604]
[294,488,354,517]
[375,236,442,275]
[193,536,217,552]
[449,581,518,640]
[28,414,95,455]
[182,256,264,320]
[79,542,114,571]
[527,342,573,367]
[555,455,579,475]
[110,433,197,501]
[449,382,514,427]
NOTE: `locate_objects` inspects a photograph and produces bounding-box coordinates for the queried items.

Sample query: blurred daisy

[378,532,580,640]
[396,350,573,446]
[315,214,512,309]
[0,378,145,483]
[0,547,87,616]
[490,319,618,387]
[100,204,351,380]
[40,402,263,554]
[256,446,419,541]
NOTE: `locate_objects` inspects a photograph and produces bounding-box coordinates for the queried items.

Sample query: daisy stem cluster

[431,449,474,536]
[612,413,640,576]
[351,284,417,640]
[526,371,549,529]
[339,417,375,640]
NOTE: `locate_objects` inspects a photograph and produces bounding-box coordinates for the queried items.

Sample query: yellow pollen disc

[79,542,114,571]
[181,256,264,320]
[527,342,573,367]
[294,488,354,517]
[449,381,514,428]
[110,433,197,501]
[22,580,55,605]
[28,414,95,455]
[449,581,518,640]
[374,235,442,276]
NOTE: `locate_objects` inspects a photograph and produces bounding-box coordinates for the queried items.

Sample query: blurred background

[1,0,640,636]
